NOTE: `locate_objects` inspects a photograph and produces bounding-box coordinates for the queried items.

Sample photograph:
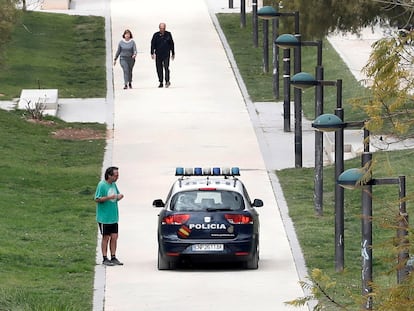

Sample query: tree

[0,0,20,66]
[263,0,413,39]
[354,31,414,141]
[348,0,414,141]
[287,267,414,310]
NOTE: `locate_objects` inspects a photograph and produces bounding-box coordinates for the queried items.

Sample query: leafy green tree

[287,266,414,310]
[263,0,413,39]
[0,0,20,66]
[354,31,414,140]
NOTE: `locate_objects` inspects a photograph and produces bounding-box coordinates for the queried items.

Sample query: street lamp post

[361,152,373,310]
[240,0,246,28]
[257,6,279,74]
[274,34,295,132]
[289,70,328,217]
[251,8,300,106]
[252,0,258,47]
[275,38,321,170]
[338,154,409,309]
[312,112,369,272]
[272,17,280,98]
[272,13,300,133]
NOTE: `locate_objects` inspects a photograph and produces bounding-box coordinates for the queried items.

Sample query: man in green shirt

[95,166,124,266]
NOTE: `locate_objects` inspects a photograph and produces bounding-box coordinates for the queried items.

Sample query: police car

[153,167,263,270]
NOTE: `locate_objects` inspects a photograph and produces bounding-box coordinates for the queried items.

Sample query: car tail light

[235,252,249,256]
[166,252,180,257]
[162,214,190,225]
[224,214,253,224]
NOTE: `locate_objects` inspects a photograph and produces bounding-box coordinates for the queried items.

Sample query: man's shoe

[102,258,114,266]
[165,81,171,88]
[111,257,124,265]
[158,83,163,88]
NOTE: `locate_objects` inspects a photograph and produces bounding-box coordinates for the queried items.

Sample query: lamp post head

[338,168,365,190]
[312,114,345,132]
[257,6,278,20]
[275,34,299,49]
[291,72,318,89]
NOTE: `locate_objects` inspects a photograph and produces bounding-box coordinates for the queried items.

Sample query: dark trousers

[155,56,170,83]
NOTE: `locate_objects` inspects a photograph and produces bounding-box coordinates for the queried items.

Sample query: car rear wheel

[158,248,176,270]
[245,244,259,269]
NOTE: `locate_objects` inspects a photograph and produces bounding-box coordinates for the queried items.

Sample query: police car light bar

[175,167,240,176]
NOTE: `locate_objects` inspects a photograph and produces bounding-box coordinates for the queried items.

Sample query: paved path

[96,0,309,310]
[327,26,384,83]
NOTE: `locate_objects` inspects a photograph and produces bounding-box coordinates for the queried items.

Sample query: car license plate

[192,244,224,251]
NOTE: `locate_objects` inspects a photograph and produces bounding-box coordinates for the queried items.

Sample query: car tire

[158,248,177,270]
[245,243,259,269]
[158,248,170,270]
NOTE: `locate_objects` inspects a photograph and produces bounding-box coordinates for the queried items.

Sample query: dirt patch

[52,128,106,140]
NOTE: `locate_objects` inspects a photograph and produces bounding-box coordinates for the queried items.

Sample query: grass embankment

[218,13,414,309]
[0,11,106,310]
[0,11,106,99]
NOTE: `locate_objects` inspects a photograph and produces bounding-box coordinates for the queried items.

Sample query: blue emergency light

[175,167,240,177]
[213,167,221,175]
[175,167,184,175]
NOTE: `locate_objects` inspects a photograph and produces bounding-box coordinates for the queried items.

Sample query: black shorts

[98,223,118,236]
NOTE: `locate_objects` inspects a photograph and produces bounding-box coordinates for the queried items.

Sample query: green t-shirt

[95,180,120,224]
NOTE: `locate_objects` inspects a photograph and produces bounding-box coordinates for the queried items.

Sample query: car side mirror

[153,199,165,208]
[252,199,263,207]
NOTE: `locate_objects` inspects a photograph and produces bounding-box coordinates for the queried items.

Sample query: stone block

[41,0,70,10]
[18,89,58,115]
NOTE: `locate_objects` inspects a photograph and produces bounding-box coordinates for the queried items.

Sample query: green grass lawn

[0,11,106,310]
[0,109,106,310]
[0,11,106,99]
[277,151,414,309]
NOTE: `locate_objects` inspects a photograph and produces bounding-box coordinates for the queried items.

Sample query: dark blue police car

[153,167,263,270]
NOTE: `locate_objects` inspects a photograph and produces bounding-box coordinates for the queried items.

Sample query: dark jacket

[150,31,175,59]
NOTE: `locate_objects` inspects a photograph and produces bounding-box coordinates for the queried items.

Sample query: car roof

[171,176,245,194]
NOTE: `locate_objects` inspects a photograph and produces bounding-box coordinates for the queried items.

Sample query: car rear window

[171,190,244,211]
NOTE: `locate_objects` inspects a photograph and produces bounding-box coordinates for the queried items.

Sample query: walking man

[95,166,124,266]
[150,22,175,88]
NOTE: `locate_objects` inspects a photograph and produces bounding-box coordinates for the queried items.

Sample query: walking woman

[114,29,137,89]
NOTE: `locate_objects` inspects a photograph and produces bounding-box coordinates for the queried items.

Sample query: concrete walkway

[100,0,308,310]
